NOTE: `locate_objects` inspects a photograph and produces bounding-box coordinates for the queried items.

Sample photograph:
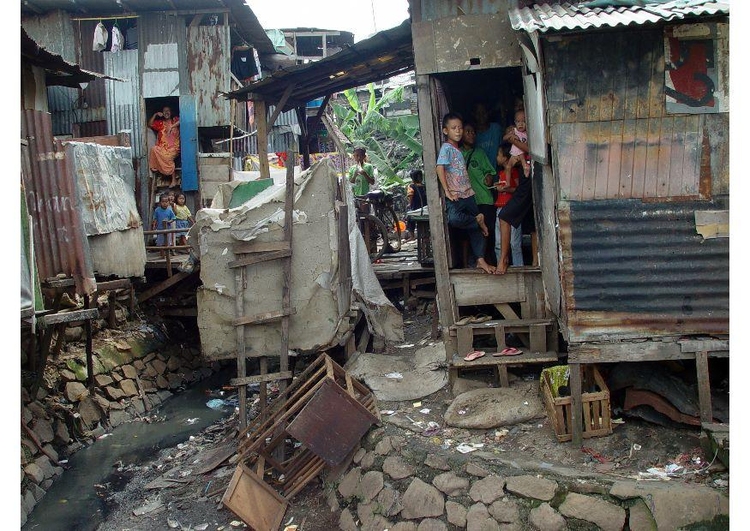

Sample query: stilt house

[408,0,729,443]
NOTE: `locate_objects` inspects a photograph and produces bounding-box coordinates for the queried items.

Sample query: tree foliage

[330,83,422,190]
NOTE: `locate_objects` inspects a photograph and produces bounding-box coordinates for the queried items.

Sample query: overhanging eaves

[225,20,414,112]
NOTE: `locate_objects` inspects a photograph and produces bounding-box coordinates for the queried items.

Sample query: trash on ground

[384,372,403,379]
[456,443,484,454]
[412,401,422,407]
[380,410,396,416]
[396,343,415,349]
[421,422,441,437]
[419,408,431,414]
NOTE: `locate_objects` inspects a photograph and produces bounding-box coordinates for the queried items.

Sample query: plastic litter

[384,372,403,379]
[419,408,431,414]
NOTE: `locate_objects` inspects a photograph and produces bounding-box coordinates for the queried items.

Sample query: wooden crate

[540,365,612,443]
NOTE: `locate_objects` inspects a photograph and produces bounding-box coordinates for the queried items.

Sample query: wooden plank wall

[544,27,725,202]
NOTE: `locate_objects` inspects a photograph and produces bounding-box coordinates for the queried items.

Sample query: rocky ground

[83,310,729,531]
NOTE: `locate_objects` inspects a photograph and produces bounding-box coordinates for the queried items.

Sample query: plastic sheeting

[192,158,403,360]
[66,142,146,277]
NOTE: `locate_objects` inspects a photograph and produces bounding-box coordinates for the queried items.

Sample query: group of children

[436,102,532,275]
[151,190,195,258]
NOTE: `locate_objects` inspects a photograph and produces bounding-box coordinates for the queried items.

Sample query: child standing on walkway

[436,112,494,274]
[173,192,194,248]
[152,193,176,258]
[494,144,523,267]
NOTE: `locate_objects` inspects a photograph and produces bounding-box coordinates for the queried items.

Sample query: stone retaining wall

[21,326,221,526]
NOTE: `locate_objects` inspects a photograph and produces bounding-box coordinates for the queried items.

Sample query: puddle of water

[23,369,235,531]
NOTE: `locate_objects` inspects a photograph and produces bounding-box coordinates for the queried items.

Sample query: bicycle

[354,196,390,262]
[361,190,402,254]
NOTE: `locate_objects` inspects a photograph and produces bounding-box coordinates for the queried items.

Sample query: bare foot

[475,213,489,237]
[495,256,509,275]
[476,258,495,274]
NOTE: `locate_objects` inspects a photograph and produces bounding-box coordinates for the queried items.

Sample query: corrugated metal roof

[21,0,276,55]
[226,20,413,112]
[509,0,729,34]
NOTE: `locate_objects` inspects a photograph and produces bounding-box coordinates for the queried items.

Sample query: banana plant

[330,82,423,189]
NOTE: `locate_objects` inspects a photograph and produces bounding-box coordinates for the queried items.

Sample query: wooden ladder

[230,154,296,432]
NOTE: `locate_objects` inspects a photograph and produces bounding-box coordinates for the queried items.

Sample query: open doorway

[433,67,534,270]
[145,97,181,189]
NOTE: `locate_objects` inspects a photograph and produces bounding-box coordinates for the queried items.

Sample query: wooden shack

[408,0,729,443]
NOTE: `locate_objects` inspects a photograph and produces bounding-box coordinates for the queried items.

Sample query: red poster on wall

[664,23,728,114]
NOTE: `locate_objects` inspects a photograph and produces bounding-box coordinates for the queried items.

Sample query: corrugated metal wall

[542,24,729,343]
[545,27,726,202]
[141,14,182,98]
[21,110,96,296]
[187,25,231,127]
[558,199,729,342]
[104,50,144,162]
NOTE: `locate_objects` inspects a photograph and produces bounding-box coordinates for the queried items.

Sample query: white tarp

[191,159,403,361]
[66,142,146,277]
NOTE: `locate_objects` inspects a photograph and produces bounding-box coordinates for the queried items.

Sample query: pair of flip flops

[463,350,486,361]
[455,314,493,326]
[494,347,522,356]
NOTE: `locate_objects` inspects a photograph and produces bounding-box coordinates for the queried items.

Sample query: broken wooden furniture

[223,353,379,531]
[446,267,559,386]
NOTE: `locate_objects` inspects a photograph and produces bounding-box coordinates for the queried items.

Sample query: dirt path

[93,308,728,530]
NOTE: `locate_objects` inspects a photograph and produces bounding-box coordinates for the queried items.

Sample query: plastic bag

[93,22,108,52]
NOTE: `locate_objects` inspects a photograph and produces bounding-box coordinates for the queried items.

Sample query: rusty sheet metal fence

[558,198,729,343]
[21,110,96,296]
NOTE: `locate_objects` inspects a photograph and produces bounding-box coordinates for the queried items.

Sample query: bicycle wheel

[380,206,402,253]
[361,214,389,262]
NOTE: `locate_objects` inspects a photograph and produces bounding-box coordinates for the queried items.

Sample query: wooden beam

[233,241,291,254]
[233,309,295,327]
[415,74,454,341]
[38,308,99,327]
[230,372,293,386]
[696,351,713,424]
[137,271,193,304]
[268,84,297,128]
[228,249,292,268]
[255,99,270,180]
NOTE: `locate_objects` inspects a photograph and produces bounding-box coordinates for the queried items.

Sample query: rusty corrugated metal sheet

[509,0,729,34]
[187,25,230,127]
[21,110,96,295]
[558,199,728,343]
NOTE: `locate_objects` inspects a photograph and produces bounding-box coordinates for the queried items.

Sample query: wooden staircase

[449,318,557,386]
[446,267,560,386]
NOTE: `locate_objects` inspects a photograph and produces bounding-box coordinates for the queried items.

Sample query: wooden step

[450,349,558,369]
[450,350,560,387]
[449,318,553,335]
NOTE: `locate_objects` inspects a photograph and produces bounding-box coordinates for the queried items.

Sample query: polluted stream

[23,369,236,531]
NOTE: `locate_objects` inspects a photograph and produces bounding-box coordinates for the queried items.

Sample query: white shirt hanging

[111,25,123,53]
[93,22,108,52]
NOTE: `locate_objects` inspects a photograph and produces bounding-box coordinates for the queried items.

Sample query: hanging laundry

[93,22,108,52]
[111,25,123,53]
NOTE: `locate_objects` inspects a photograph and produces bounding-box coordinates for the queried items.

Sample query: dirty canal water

[23,369,235,531]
